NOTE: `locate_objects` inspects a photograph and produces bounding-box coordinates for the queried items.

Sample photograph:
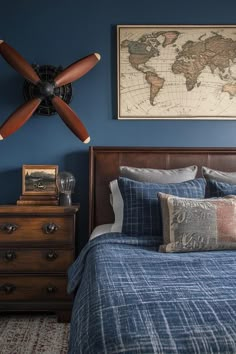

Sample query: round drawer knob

[4,251,16,261]
[0,223,18,234]
[0,283,16,294]
[46,251,58,261]
[42,223,59,234]
[46,286,57,294]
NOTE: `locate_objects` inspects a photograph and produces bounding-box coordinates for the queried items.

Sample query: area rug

[0,313,70,354]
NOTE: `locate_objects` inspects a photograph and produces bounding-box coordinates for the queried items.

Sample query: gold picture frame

[117,24,236,120]
[22,165,58,196]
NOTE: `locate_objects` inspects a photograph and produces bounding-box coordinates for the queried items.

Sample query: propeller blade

[0,98,41,140]
[54,53,101,87]
[51,96,90,143]
[0,40,41,84]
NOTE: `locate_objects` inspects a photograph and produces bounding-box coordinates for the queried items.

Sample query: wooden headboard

[89,146,236,234]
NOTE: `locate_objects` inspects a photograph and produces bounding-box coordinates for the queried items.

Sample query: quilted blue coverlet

[68,233,236,354]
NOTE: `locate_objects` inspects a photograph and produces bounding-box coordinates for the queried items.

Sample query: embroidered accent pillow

[109,177,206,240]
[120,165,198,183]
[159,193,236,253]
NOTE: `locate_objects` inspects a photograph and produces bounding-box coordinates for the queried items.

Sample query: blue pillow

[110,177,206,240]
[206,179,236,198]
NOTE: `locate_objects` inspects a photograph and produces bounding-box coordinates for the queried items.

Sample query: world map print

[118,26,236,119]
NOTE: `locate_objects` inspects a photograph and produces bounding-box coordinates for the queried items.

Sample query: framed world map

[117,25,236,119]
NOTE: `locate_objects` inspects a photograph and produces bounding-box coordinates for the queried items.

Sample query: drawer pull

[4,251,16,261]
[0,283,16,294]
[42,223,59,234]
[46,250,58,261]
[46,286,57,294]
[0,223,18,234]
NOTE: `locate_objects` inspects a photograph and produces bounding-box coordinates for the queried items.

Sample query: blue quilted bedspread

[67,233,236,354]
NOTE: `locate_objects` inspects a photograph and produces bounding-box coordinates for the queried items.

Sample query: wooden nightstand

[0,205,79,322]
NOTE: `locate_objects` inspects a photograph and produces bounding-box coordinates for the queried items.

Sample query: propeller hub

[23,64,72,116]
[38,81,55,97]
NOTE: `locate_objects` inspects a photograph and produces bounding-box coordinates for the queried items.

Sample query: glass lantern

[56,171,76,206]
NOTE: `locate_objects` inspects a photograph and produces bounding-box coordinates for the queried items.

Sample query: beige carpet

[0,313,70,354]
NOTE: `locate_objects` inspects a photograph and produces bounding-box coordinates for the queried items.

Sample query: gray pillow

[202,166,236,184]
[120,165,198,183]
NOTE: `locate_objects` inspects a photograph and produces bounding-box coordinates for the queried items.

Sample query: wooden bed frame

[89,146,236,234]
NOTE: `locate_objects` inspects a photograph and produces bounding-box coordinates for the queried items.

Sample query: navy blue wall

[1,0,236,247]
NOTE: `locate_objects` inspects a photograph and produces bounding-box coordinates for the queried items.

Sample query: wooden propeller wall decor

[0,40,101,143]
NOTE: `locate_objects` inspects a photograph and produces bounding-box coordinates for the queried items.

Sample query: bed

[68,147,236,354]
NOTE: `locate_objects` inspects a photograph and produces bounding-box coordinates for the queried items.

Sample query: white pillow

[109,180,123,232]
[90,224,113,240]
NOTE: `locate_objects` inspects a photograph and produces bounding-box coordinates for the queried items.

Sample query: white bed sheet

[89,224,113,240]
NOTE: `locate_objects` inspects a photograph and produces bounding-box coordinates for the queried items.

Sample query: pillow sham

[206,179,236,198]
[202,166,236,184]
[159,193,236,253]
[109,177,206,240]
[120,165,198,183]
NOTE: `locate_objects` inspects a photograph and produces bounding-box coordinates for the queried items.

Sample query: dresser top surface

[0,205,80,214]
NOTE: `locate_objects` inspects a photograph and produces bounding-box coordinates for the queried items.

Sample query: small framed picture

[22,165,58,196]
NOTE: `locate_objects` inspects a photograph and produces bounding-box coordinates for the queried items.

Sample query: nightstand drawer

[0,216,74,245]
[0,249,74,272]
[0,276,71,301]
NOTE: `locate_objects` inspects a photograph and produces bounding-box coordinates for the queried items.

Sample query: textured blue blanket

[68,233,236,354]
